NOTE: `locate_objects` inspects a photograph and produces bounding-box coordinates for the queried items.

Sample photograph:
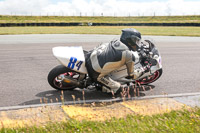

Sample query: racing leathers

[85,39,140,93]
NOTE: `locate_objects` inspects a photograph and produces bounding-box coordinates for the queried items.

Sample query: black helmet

[120,28,141,50]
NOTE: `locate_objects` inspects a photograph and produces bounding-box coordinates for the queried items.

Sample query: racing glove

[132,67,145,79]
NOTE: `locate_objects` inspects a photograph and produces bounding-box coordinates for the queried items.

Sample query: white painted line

[0,92,200,111]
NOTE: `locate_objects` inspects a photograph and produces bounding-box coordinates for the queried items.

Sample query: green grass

[1,15,200,23]
[1,26,200,36]
[1,15,200,36]
[1,108,200,133]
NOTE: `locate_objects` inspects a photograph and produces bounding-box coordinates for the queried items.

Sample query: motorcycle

[47,39,163,92]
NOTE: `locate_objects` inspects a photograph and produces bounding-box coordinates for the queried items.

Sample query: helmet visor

[130,35,141,46]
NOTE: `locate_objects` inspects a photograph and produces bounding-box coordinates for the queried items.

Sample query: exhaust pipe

[63,76,83,87]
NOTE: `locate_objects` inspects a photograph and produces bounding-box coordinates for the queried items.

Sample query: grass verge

[1,15,200,23]
[1,26,200,36]
[1,107,200,133]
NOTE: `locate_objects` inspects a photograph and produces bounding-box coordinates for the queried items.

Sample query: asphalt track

[0,34,200,107]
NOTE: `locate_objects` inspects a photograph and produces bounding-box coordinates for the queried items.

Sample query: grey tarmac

[0,34,200,107]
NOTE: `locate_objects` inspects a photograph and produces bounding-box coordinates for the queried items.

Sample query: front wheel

[47,65,82,90]
[136,69,163,85]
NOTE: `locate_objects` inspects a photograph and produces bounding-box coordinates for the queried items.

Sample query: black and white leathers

[86,39,136,91]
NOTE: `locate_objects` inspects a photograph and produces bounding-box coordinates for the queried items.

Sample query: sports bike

[47,39,162,92]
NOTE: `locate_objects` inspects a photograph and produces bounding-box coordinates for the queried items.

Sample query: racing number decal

[67,57,83,70]
[67,57,77,69]
[76,61,83,70]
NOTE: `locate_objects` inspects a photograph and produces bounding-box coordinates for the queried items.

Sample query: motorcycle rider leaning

[85,28,144,94]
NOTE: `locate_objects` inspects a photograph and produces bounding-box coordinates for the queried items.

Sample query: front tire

[48,65,80,90]
[136,69,163,85]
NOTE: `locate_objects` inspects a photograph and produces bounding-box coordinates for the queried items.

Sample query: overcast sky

[0,0,200,16]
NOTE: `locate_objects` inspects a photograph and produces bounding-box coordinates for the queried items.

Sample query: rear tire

[48,65,79,90]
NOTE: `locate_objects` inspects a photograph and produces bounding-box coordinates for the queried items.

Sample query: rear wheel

[136,69,163,85]
[47,65,81,90]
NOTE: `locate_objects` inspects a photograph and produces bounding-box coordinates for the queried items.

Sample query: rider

[85,28,144,93]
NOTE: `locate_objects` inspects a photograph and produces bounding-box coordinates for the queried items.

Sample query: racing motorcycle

[47,39,163,92]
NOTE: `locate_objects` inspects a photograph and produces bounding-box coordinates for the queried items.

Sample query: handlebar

[137,44,158,73]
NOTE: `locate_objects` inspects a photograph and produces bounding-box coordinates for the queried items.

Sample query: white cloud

[0,0,200,16]
[0,0,50,15]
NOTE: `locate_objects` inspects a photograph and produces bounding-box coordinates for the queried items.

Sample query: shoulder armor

[112,40,129,50]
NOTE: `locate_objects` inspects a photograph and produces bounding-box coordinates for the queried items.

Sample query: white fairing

[52,46,88,74]
[150,55,162,73]
[138,54,162,80]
